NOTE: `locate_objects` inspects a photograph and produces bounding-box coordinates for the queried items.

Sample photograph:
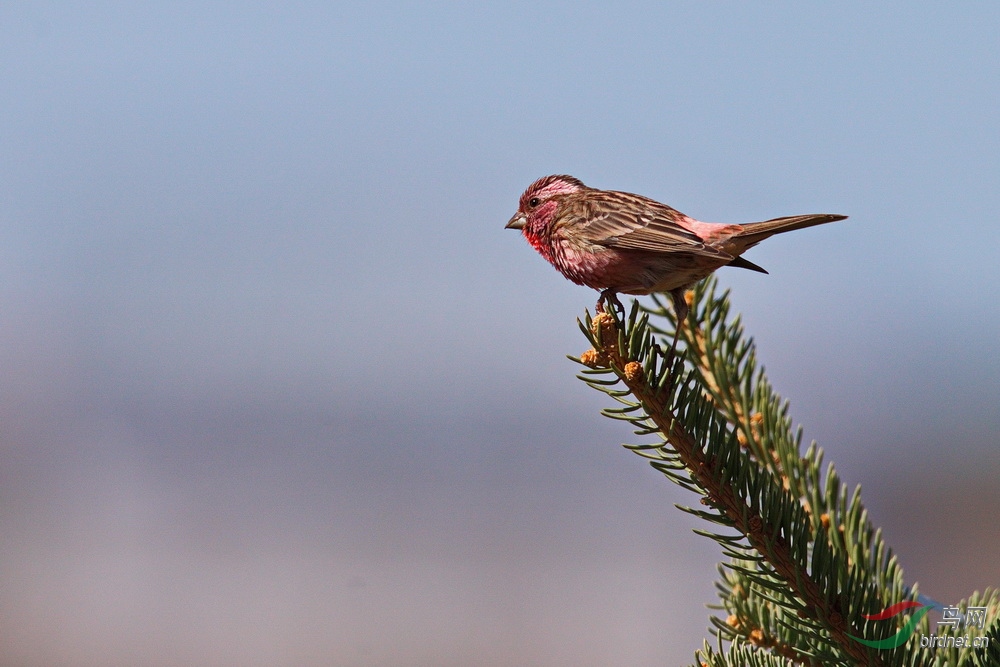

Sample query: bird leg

[596,289,625,319]
[667,288,690,364]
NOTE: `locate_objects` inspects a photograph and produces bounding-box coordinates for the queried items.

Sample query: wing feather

[556,192,732,260]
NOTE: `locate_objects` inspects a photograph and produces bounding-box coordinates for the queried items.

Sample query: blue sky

[2,3,998,665]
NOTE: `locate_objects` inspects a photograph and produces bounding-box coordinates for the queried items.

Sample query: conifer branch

[571,278,997,666]
[579,308,877,665]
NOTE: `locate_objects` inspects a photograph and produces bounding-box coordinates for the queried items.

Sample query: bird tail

[736,213,847,246]
[722,213,846,274]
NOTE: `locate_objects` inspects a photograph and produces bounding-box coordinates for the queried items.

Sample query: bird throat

[524,227,555,265]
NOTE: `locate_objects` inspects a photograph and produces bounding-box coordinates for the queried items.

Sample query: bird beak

[506,213,526,230]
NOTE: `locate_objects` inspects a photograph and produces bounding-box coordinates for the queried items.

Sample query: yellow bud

[623,361,643,382]
[580,349,601,368]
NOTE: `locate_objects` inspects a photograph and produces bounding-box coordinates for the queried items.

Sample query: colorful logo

[848,600,933,649]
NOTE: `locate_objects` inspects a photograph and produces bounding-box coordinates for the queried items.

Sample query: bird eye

[528,197,540,207]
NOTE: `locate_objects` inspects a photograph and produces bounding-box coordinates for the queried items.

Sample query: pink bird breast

[549,238,657,292]
[551,239,613,288]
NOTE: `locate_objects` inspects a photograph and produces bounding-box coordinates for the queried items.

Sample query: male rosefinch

[506,175,846,326]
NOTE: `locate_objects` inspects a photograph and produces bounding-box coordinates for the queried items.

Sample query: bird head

[506,175,586,237]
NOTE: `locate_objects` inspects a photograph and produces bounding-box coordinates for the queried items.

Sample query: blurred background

[1,3,998,665]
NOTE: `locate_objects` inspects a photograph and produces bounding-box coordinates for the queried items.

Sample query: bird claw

[596,289,625,319]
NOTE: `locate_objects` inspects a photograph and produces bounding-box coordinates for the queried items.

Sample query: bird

[506,174,846,330]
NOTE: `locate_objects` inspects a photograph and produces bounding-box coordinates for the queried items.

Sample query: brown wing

[556,190,733,260]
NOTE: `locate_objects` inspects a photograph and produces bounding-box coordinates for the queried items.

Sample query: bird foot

[596,289,625,319]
